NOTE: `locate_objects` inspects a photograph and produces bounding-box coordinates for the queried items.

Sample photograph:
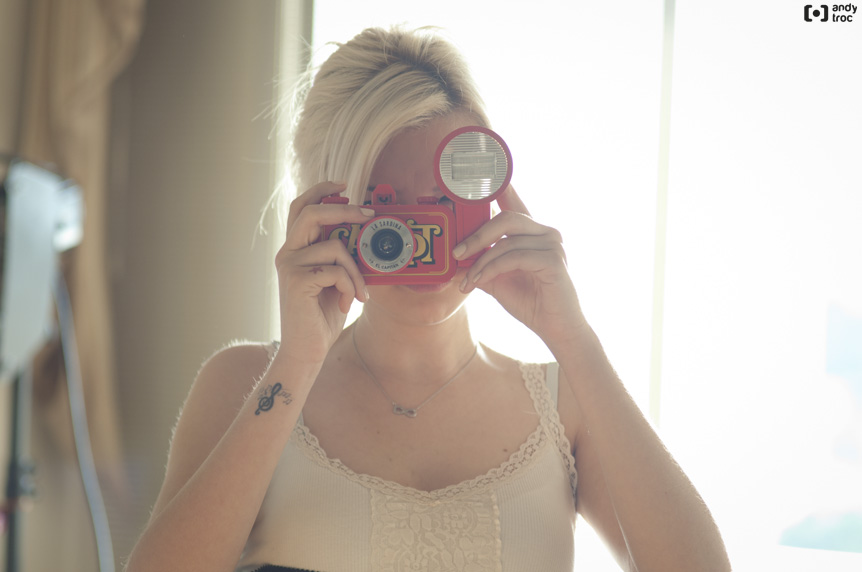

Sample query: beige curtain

[2,0,144,568]
[22,0,144,463]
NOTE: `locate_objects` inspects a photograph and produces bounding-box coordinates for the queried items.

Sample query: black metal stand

[4,368,36,572]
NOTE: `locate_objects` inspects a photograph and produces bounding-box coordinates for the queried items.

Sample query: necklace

[351,325,478,418]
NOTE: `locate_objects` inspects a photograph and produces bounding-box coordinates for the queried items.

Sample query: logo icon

[804,4,829,21]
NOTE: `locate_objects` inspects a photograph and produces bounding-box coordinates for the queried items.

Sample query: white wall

[109,1,281,566]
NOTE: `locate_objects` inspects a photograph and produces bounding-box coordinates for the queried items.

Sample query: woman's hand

[275,181,374,364]
[455,186,587,348]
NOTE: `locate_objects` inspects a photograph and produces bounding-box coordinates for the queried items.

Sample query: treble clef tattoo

[255,382,282,415]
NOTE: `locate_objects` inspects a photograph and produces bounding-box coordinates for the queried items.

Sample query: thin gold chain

[351,325,478,418]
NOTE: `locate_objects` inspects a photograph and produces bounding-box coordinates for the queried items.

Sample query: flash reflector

[451,152,497,180]
[435,126,512,203]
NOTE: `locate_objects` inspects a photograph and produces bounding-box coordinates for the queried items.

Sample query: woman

[126,26,730,572]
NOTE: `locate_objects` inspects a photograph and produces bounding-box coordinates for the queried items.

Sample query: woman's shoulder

[208,338,278,363]
[177,340,278,426]
[195,339,277,390]
[478,343,549,376]
[148,340,279,521]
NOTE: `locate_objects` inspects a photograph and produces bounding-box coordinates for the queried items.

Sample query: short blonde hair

[290,26,490,205]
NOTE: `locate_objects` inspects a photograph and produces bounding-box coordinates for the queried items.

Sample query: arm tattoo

[254,382,293,415]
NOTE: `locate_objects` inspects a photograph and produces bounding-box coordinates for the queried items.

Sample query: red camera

[318,126,512,285]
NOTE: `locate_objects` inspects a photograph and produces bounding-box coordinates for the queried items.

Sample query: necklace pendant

[392,404,418,418]
[353,326,476,421]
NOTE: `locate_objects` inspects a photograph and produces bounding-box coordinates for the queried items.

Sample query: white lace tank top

[236,347,578,572]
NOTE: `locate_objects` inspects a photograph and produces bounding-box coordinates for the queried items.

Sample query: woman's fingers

[495,185,531,217]
[290,263,359,315]
[452,210,560,263]
[450,187,565,294]
[285,202,375,250]
[470,234,564,268]
[274,183,376,363]
[286,181,347,227]
[458,235,566,293]
[462,248,563,292]
[285,181,376,248]
[284,239,370,302]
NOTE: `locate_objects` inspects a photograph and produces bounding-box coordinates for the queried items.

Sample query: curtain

[22,0,144,468]
[5,0,145,568]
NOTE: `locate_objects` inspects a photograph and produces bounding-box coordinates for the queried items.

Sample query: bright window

[288,1,862,569]
[661,1,862,569]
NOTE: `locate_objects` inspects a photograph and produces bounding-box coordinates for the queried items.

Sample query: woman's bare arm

[553,328,730,572]
[124,344,319,572]
[126,182,373,571]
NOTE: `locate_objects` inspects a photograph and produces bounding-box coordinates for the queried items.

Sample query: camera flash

[435,127,512,204]
[451,152,497,181]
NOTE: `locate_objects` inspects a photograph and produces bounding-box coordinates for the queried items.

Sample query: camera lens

[370,228,403,261]
[357,217,415,274]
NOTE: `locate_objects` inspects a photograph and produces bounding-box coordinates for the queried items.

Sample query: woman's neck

[349,306,478,388]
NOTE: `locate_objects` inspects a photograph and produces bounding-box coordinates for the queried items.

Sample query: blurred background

[0,0,859,570]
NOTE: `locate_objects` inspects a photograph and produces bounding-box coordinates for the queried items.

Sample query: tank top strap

[545,362,560,408]
[520,362,578,502]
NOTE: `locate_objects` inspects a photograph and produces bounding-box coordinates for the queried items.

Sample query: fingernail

[360,208,375,216]
[452,243,467,259]
[472,271,482,284]
[332,180,347,186]
[459,276,469,292]
[363,287,370,301]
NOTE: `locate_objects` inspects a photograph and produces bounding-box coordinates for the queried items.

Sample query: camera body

[316,126,512,285]
[320,186,459,284]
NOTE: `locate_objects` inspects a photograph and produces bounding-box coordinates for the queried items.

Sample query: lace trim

[520,363,579,501]
[292,420,546,505]
[289,360,578,504]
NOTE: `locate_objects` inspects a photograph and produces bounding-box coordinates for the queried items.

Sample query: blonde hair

[289,26,490,205]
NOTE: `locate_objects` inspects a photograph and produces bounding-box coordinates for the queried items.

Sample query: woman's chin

[402,281,451,294]
[364,274,470,325]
